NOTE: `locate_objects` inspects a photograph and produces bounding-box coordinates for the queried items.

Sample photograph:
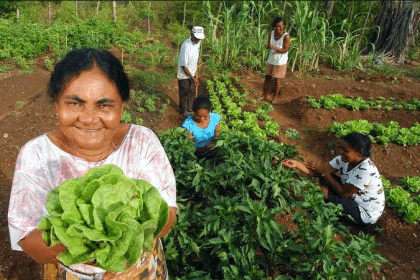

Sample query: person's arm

[181,66,195,82]
[198,121,221,152]
[305,160,359,198]
[186,131,195,143]
[267,34,290,54]
[214,122,221,137]
[322,175,359,198]
[157,206,177,238]
[265,31,271,49]
[282,159,321,177]
[19,229,67,264]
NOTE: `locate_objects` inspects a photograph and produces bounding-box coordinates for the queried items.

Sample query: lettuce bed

[38,164,169,272]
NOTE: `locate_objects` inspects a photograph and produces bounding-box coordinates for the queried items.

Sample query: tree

[372,0,420,62]
[0,1,20,16]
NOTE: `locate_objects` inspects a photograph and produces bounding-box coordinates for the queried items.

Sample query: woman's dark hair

[342,131,376,157]
[272,16,286,27]
[47,48,130,102]
[192,95,212,112]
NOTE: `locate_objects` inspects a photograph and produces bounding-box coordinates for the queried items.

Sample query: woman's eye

[99,104,111,109]
[67,102,81,108]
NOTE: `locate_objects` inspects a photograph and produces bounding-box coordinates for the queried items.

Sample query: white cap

[192,26,205,40]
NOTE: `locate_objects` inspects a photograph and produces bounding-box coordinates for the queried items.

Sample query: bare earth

[0,57,419,279]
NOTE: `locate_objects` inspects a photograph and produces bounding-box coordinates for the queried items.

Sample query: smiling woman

[8,48,177,280]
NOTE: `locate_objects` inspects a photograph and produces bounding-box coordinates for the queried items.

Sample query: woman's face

[339,140,363,164]
[193,108,210,124]
[273,21,285,34]
[54,66,124,151]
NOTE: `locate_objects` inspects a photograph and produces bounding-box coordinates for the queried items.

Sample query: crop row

[156,76,387,279]
[381,176,420,223]
[120,89,170,125]
[307,94,420,111]
[158,127,386,279]
[207,76,279,139]
[328,120,420,146]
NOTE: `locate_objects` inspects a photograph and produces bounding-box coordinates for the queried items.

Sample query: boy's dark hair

[342,131,376,157]
[192,95,212,112]
[48,48,130,102]
[272,16,286,27]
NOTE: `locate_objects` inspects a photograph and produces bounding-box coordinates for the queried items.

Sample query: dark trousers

[178,78,196,115]
[321,174,365,225]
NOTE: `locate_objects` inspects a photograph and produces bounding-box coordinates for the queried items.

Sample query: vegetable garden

[0,1,419,280]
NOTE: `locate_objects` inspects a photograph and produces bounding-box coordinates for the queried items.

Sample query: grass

[132,69,172,88]
[0,65,11,73]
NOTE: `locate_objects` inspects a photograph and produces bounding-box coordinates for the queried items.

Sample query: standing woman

[8,48,177,279]
[261,17,290,105]
[282,132,385,228]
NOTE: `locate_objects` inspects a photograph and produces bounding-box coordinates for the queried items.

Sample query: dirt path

[0,64,419,279]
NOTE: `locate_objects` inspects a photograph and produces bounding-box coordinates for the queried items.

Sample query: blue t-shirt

[182,113,221,148]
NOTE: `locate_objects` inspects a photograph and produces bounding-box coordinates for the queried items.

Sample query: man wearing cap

[177,26,205,118]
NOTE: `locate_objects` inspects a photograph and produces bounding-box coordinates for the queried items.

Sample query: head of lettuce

[38,164,169,272]
[8,48,177,279]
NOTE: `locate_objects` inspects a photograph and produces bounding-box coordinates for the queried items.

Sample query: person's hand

[305,160,324,174]
[193,77,199,86]
[103,271,117,280]
[282,159,299,169]
[265,43,271,49]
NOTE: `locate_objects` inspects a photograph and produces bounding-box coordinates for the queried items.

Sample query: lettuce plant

[38,164,168,272]
[399,176,420,193]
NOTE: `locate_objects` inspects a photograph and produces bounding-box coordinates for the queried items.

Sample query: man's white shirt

[177,37,200,80]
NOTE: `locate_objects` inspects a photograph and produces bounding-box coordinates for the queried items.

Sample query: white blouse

[267,30,289,66]
[330,155,385,224]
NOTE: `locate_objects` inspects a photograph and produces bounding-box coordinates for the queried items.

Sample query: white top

[8,125,177,252]
[177,37,201,80]
[330,156,385,224]
[267,31,289,66]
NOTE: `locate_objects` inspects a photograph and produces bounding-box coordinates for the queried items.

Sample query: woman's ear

[54,101,59,117]
[121,102,126,115]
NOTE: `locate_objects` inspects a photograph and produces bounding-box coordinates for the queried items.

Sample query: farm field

[0,53,419,279]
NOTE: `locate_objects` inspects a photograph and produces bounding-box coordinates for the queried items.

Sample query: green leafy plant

[399,176,420,193]
[44,57,53,70]
[329,120,420,146]
[158,127,386,279]
[121,110,132,123]
[16,100,25,110]
[38,164,169,272]
[387,186,411,210]
[307,94,420,111]
[285,128,300,139]
[265,121,279,136]
[135,117,144,125]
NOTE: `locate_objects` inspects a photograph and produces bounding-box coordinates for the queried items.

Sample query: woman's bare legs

[320,185,329,200]
[262,75,272,100]
[271,78,281,104]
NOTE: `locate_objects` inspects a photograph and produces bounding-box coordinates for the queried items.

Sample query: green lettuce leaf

[38,164,170,272]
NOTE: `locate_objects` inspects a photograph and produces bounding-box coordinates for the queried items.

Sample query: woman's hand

[265,43,272,49]
[282,159,299,169]
[283,159,323,178]
[19,229,67,264]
